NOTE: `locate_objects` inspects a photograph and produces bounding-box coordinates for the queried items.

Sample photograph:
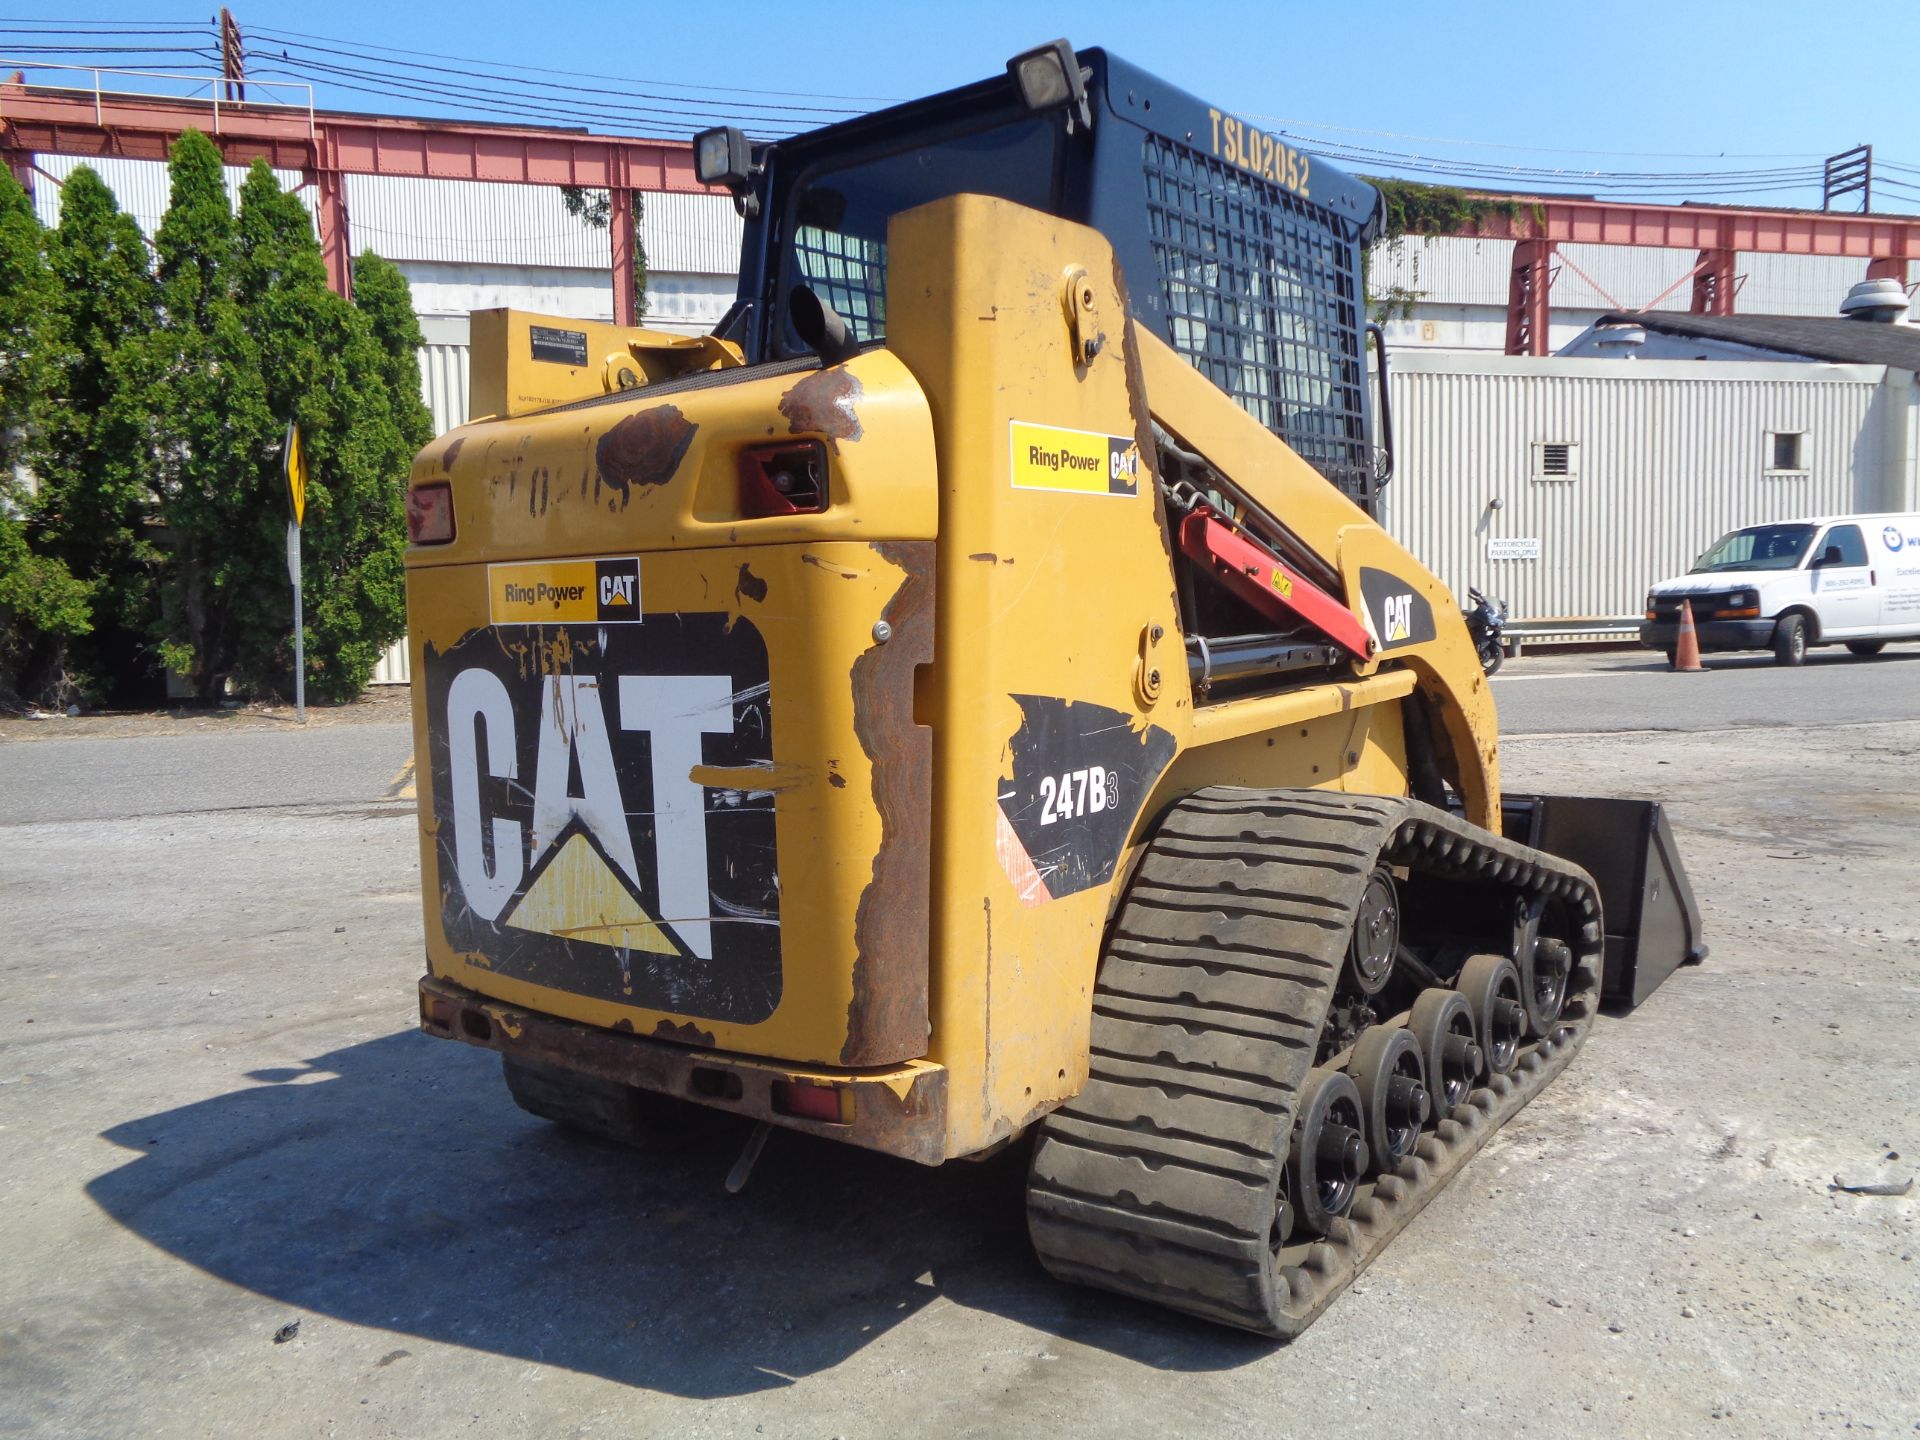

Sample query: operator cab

[696,42,1390,513]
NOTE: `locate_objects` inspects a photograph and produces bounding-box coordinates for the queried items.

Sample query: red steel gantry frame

[1475,202,1920,354]
[6,80,1918,347]
[0,79,715,323]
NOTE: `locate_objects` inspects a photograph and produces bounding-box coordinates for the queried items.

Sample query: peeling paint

[779,366,864,451]
[653,1018,717,1047]
[842,540,935,1067]
[734,563,769,605]
[595,404,697,508]
[802,553,862,580]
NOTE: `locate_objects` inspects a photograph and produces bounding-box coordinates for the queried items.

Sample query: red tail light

[407,481,455,544]
[738,441,828,518]
[772,1080,848,1124]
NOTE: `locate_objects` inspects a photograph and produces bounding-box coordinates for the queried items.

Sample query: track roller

[1405,989,1481,1113]
[1290,1069,1368,1234]
[1025,787,1605,1338]
[1522,936,1572,1037]
[1455,954,1525,1077]
[1346,1025,1429,1172]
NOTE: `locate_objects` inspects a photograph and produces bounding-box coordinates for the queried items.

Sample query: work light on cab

[1007,38,1092,130]
[694,125,756,214]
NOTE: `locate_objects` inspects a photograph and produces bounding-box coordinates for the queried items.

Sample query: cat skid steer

[402,42,1703,1336]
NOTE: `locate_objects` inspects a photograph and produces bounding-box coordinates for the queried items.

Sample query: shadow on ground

[88,1031,1272,1396]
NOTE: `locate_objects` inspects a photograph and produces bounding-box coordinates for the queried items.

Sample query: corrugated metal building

[1382,351,1920,636]
[32,154,743,337]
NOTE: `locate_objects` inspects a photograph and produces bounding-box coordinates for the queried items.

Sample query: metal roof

[1593,311,1920,370]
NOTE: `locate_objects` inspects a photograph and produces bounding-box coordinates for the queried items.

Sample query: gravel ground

[0,716,1914,1438]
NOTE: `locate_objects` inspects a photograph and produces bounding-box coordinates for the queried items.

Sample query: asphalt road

[0,723,415,826]
[4,668,1917,1438]
[1491,643,1920,735]
[4,639,1911,827]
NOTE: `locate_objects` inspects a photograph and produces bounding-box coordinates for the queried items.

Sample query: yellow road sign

[283,421,307,527]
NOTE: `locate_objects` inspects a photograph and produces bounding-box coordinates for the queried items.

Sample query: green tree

[0,168,93,706]
[33,165,162,699]
[352,249,435,452]
[221,160,411,703]
[138,129,277,702]
[0,168,54,473]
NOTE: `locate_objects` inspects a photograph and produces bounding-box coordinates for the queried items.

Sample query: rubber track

[1026,787,1604,1337]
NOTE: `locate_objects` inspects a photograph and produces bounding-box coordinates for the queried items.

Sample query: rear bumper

[419,974,949,1165]
[1639,618,1775,652]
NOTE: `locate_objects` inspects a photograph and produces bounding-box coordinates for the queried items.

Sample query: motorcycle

[1464,586,1508,676]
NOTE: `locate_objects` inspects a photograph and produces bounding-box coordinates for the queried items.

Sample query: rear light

[738,441,827,518]
[772,1079,849,1124]
[407,481,455,544]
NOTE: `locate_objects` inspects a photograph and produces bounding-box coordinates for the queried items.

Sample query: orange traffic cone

[1672,598,1704,672]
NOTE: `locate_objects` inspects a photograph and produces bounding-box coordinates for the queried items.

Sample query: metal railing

[0,62,316,140]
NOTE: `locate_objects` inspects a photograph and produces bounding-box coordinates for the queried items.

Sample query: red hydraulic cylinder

[1177,507,1374,659]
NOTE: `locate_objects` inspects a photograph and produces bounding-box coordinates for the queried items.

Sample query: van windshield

[1690,524,1816,572]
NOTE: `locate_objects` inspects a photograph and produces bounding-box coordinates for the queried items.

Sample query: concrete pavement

[1491,643,1920,735]
[2,673,1917,1438]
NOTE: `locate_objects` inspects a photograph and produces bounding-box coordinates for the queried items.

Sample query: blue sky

[8,1,1919,211]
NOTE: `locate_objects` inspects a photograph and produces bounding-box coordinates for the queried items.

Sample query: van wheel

[1846,640,1886,657]
[1772,615,1808,667]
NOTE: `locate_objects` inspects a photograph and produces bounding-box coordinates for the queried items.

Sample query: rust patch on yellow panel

[653,1018,717,1047]
[734,562,768,605]
[779,366,863,449]
[441,436,465,470]
[842,540,935,1066]
[594,404,696,508]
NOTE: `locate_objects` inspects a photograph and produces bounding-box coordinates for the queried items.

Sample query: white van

[1641,513,1920,666]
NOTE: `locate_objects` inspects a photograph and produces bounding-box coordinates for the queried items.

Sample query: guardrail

[1502,616,1642,654]
[0,61,315,140]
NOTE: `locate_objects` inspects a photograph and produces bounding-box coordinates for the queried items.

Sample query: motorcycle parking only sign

[1487,537,1542,561]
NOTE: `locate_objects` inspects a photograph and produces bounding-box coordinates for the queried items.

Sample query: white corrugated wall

[29,156,741,274]
[1382,355,1898,629]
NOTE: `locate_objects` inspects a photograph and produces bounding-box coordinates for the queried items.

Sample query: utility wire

[249,32,866,119]
[1245,112,1828,162]
[245,57,813,137]
[244,22,900,105]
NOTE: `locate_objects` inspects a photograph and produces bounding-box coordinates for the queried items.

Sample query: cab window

[782,118,1060,350]
[1819,524,1869,568]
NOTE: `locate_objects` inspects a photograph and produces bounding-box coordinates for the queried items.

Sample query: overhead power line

[1243,112,1828,162]
[244,22,904,105]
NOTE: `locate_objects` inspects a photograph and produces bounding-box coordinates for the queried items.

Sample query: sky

[7,1,1920,213]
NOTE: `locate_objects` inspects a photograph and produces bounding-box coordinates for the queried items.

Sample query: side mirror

[1811,545,1845,569]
